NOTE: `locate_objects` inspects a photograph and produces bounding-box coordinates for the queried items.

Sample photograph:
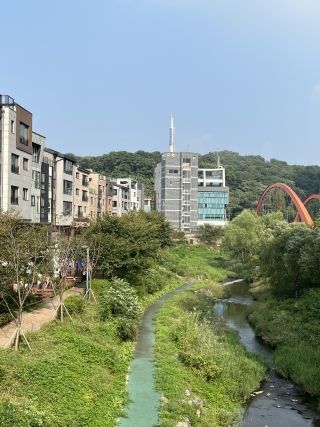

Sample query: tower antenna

[169,113,175,152]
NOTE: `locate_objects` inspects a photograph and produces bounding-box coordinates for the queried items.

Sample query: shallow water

[213,282,320,427]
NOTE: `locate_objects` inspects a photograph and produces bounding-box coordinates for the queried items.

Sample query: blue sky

[2,0,320,164]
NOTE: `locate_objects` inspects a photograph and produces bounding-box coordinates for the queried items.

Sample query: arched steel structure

[256,182,314,226]
[294,194,320,222]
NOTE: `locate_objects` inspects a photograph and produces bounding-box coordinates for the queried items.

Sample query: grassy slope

[249,283,320,396]
[0,245,227,426]
[0,302,133,427]
[155,249,266,427]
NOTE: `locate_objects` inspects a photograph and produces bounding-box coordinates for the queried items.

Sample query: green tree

[0,212,50,350]
[198,224,224,246]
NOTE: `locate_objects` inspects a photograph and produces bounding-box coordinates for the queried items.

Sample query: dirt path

[0,287,83,348]
[118,280,196,427]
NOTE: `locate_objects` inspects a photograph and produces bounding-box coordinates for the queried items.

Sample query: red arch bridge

[256,182,320,226]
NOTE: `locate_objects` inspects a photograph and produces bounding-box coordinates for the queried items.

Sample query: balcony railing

[0,95,14,107]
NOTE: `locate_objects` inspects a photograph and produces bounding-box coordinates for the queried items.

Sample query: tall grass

[156,288,266,426]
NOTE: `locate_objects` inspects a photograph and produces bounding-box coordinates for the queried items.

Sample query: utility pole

[82,245,96,301]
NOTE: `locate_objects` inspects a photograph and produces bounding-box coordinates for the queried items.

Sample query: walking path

[0,287,83,348]
[118,280,196,427]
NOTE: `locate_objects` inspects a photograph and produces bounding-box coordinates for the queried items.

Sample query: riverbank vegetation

[0,210,241,426]
[156,279,266,426]
[0,212,187,426]
[223,210,320,395]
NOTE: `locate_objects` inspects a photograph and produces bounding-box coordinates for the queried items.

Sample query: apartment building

[73,167,90,225]
[111,182,129,216]
[197,166,229,226]
[1,95,146,227]
[116,178,144,212]
[88,173,108,218]
[155,152,199,233]
[0,96,35,222]
[154,115,229,233]
[31,132,45,223]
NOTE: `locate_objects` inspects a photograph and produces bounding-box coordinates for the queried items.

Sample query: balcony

[0,95,14,106]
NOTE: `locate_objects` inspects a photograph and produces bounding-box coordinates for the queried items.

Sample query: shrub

[179,351,221,381]
[99,278,141,321]
[116,318,137,341]
[0,313,12,327]
[64,295,85,316]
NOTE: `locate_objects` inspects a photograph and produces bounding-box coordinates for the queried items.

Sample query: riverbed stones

[176,417,190,427]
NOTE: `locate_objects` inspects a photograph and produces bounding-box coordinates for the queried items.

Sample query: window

[23,188,29,201]
[113,201,117,207]
[31,195,35,207]
[77,206,83,217]
[91,197,93,204]
[11,186,19,205]
[63,201,72,216]
[41,173,46,190]
[182,158,191,166]
[32,143,41,163]
[76,188,79,196]
[32,170,41,189]
[20,122,29,145]
[76,172,80,179]
[23,158,29,171]
[82,175,89,186]
[11,120,15,133]
[63,180,73,195]
[64,159,73,175]
[11,154,19,174]
[183,170,190,179]
[168,169,179,174]
[82,190,88,202]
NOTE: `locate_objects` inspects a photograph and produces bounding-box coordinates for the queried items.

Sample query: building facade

[0,95,147,227]
[88,173,108,219]
[154,115,229,233]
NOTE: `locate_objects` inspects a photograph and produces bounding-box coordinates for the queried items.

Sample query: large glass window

[11,186,19,205]
[64,159,73,175]
[23,188,29,201]
[20,122,29,145]
[32,170,41,189]
[32,143,41,163]
[63,201,72,215]
[23,158,29,171]
[11,154,19,174]
[198,191,229,221]
[82,190,88,202]
[63,180,73,195]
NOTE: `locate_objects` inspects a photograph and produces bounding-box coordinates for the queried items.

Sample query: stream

[213,281,320,427]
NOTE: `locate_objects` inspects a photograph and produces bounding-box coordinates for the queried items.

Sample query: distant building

[88,173,108,219]
[144,197,152,213]
[154,114,229,233]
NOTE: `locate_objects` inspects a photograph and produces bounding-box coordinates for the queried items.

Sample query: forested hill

[71,150,320,217]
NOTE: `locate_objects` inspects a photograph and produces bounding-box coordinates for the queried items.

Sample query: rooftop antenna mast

[169,113,175,152]
[216,146,221,167]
